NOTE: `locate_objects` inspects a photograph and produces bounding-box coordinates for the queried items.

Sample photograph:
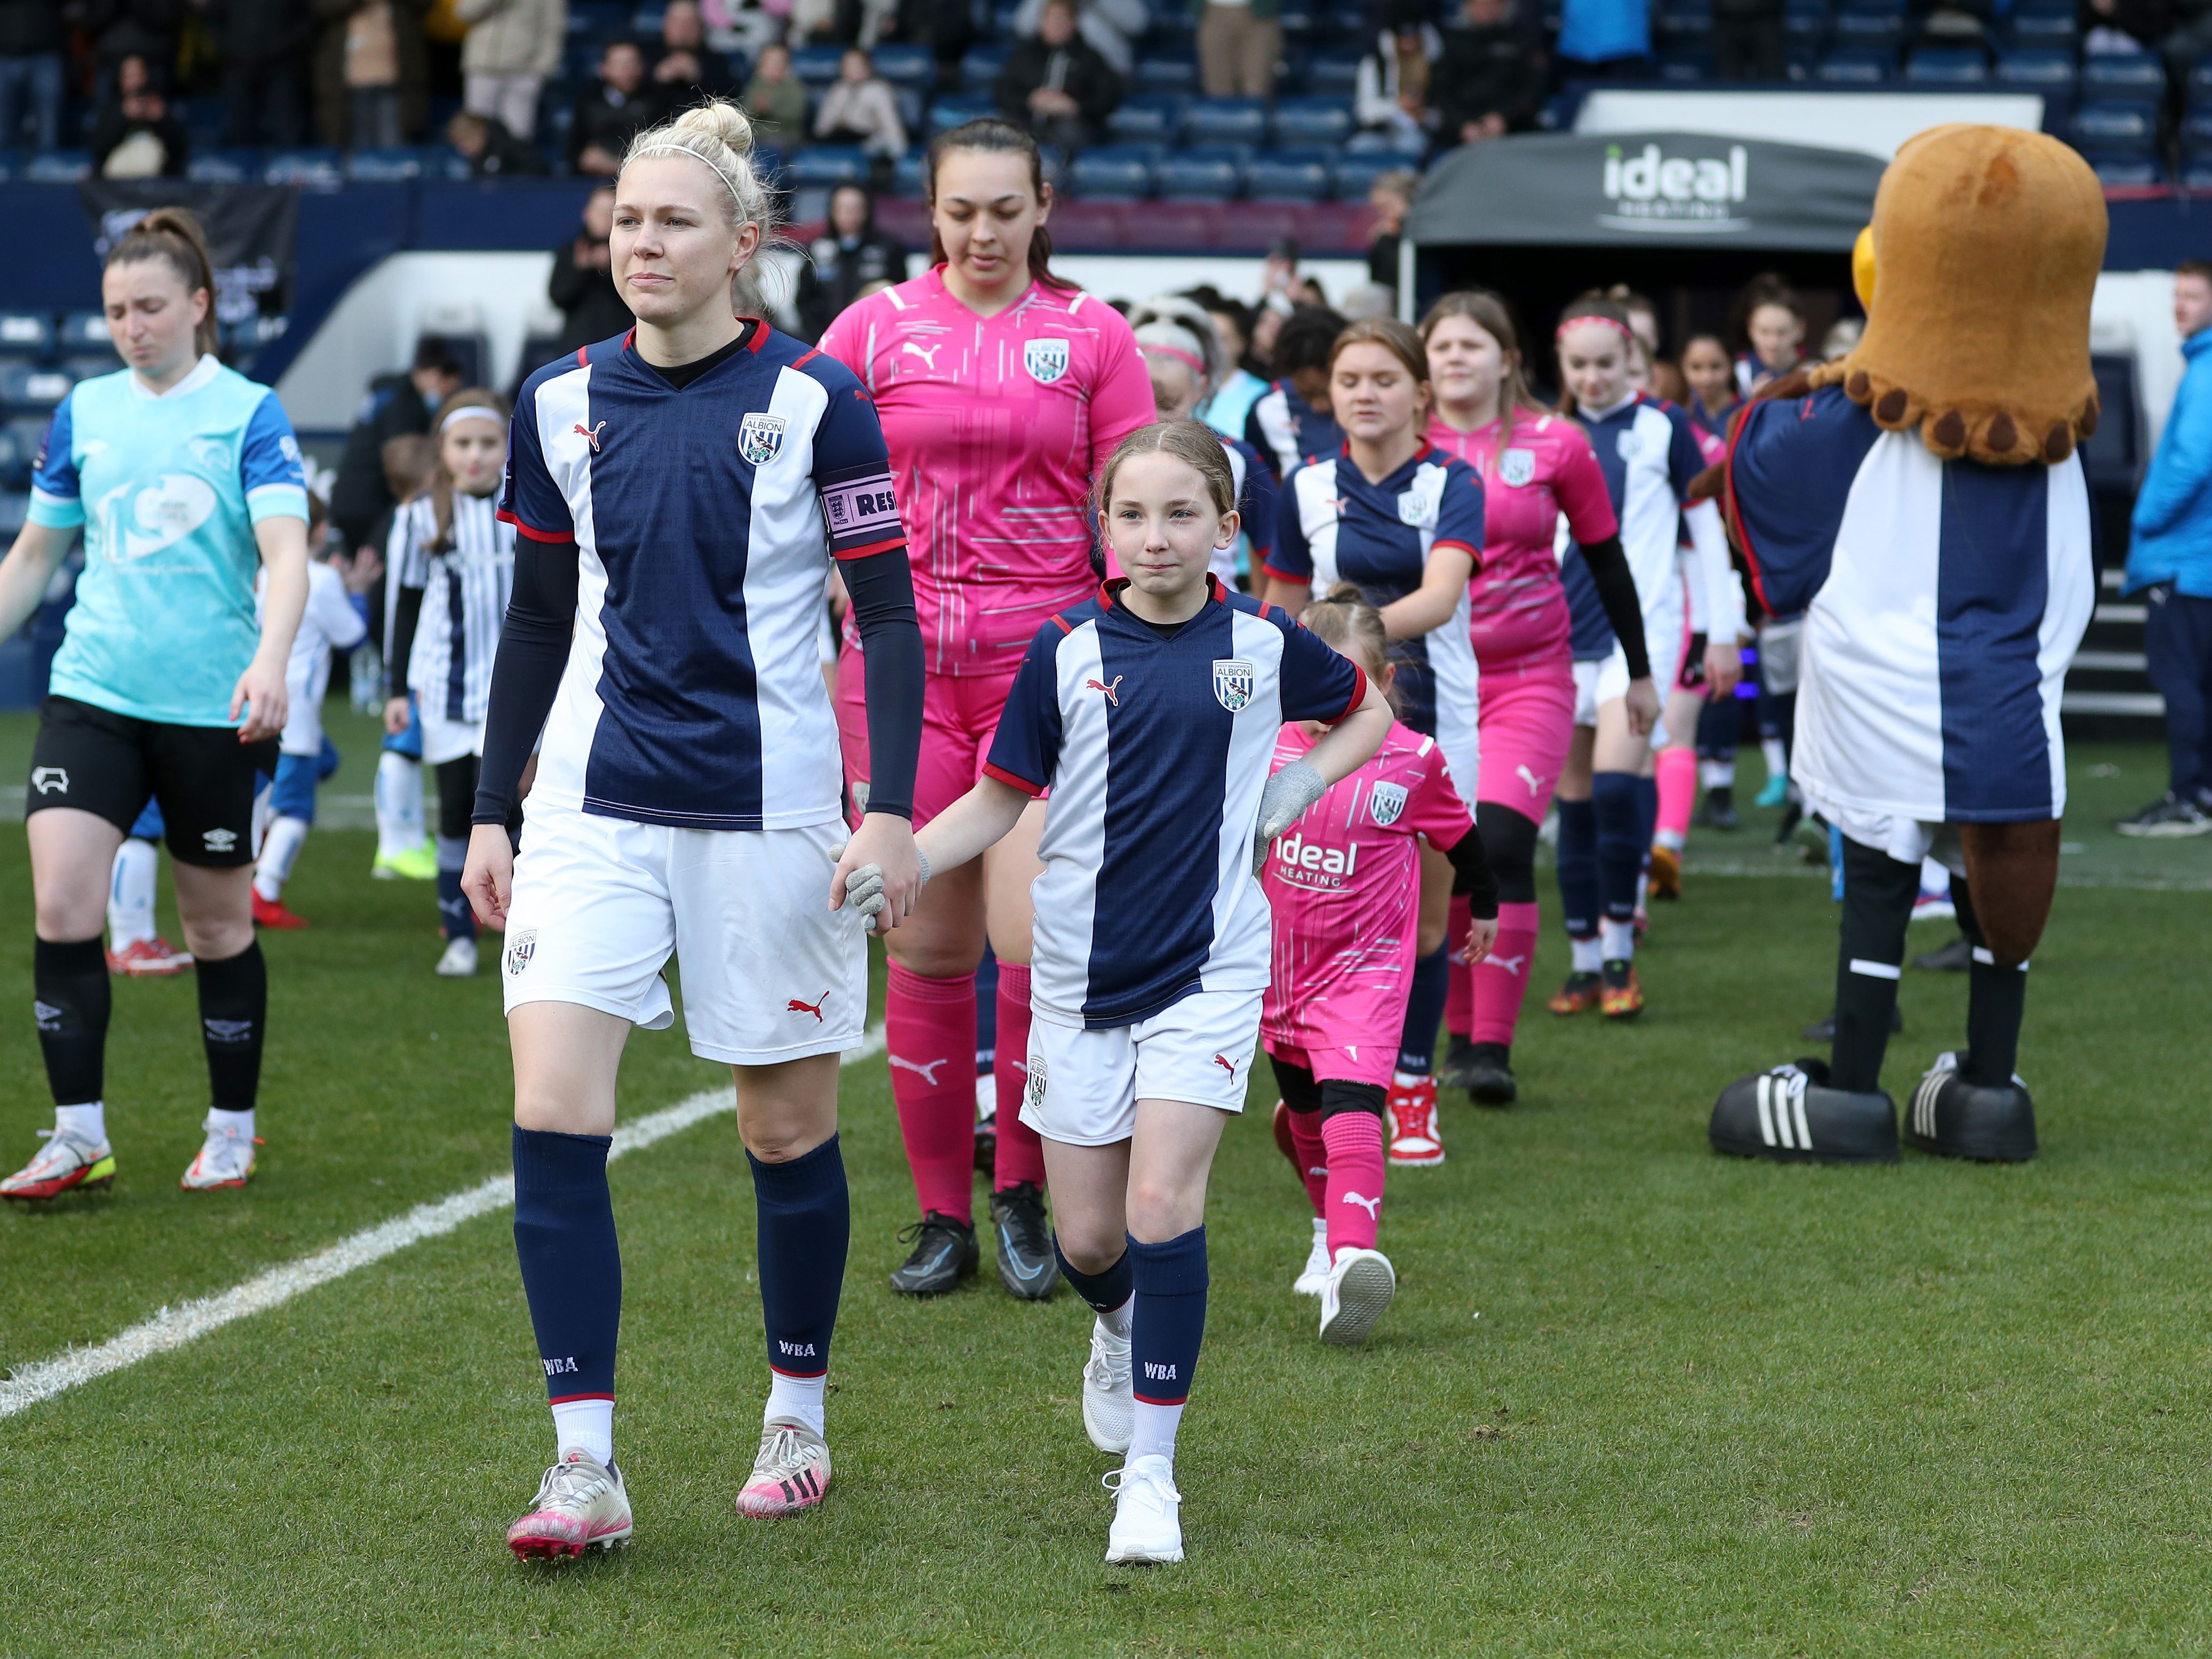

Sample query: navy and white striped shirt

[1559,393,1708,661]
[392,490,513,726]
[986,577,1365,1028]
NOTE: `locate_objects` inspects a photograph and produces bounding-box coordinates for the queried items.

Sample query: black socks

[1830,838,1918,1093]
[196,940,267,1110]
[33,934,108,1105]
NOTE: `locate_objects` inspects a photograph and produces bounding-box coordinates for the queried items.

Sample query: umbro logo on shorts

[202,828,237,852]
[787,991,829,1022]
[29,767,66,795]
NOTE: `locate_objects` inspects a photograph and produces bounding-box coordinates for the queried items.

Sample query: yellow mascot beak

[1852,225,1876,315]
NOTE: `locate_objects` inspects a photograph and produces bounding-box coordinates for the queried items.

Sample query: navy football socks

[512,1126,621,1429]
[1394,941,1449,1075]
[1591,771,1645,926]
[1055,1234,1135,1320]
[751,1135,847,1380]
[1555,797,1599,943]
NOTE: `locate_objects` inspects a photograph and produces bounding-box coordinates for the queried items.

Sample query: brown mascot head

[1810,124,2107,466]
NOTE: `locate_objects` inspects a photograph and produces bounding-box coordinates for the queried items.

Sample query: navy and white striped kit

[393,491,514,726]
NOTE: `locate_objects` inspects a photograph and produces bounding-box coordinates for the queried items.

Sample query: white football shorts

[1020,987,1262,1146]
[1572,621,1689,731]
[501,799,867,1065]
[420,709,486,767]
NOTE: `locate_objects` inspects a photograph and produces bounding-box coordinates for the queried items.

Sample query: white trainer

[733,1416,832,1517]
[1,1127,116,1201]
[436,936,479,977]
[1104,1454,1184,1564]
[1318,1247,1396,1346]
[1293,1217,1329,1296]
[179,1115,257,1191]
[506,1449,633,1560]
[1081,1315,1133,1454]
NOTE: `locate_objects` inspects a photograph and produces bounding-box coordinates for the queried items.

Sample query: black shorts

[27,696,278,868]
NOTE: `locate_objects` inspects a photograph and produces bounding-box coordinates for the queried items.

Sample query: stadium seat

[2084,351,2142,490]
[1154,144,1244,199]
[58,312,110,354]
[784,145,869,186]
[1271,94,1353,145]
[2082,52,2165,97]
[0,314,52,359]
[2072,99,2159,146]
[959,42,1011,92]
[2190,54,2212,102]
[60,354,117,382]
[421,143,475,180]
[1818,46,1894,80]
[1829,2,1904,46]
[2183,104,2212,151]
[1325,0,1365,32]
[570,0,627,34]
[1184,97,1268,144]
[1243,148,1332,201]
[187,149,262,182]
[927,94,996,135]
[792,45,847,90]
[1331,149,1399,200]
[24,150,88,182]
[893,147,927,194]
[1995,49,2076,89]
[1132,54,1200,96]
[0,425,26,488]
[1783,0,1829,42]
[0,363,72,413]
[1659,46,1716,80]
[1069,144,1156,199]
[893,85,924,131]
[5,414,47,466]
[1109,94,1187,143]
[345,147,423,180]
[1304,49,1362,94]
[1906,47,1987,83]
[872,43,937,90]
[0,493,28,536]
[2186,158,2212,189]
[2089,153,2164,186]
[1655,0,1712,42]
[2007,1,2076,45]
[265,148,343,184]
[0,150,22,181]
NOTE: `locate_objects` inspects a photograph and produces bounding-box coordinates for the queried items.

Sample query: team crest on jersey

[1616,428,1642,459]
[1368,781,1408,827]
[739,413,787,465]
[1024,338,1071,384]
[506,928,537,977]
[1212,657,1255,711]
[1499,447,1535,488]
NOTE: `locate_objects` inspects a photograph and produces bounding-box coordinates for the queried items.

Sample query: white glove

[1252,760,1325,873]
[844,845,931,934]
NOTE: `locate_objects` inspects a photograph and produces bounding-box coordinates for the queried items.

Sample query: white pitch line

[0,1026,886,1422]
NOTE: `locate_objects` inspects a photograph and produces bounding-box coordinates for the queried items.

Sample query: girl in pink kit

[818,119,1156,1300]
[1418,291,1650,1107]
[1262,585,1496,1344]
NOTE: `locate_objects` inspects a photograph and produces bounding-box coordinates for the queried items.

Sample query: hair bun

[673,98,754,155]
[1321,581,1365,605]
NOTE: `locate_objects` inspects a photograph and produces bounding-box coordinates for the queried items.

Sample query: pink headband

[1141,343,1207,375]
[1555,314,1638,350]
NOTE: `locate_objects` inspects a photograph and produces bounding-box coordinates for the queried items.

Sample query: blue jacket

[2128,327,2212,598]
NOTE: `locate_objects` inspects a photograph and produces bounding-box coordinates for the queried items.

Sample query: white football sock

[249,780,272,860]
[375,751,425,855]
[1635,873,1648,910]
[255,816,310,902]
[1128,1401,1182,1468]
[1655,828,1685,852]
[551,1398,614,1466]
[1761,737,1787,780]
[207,1106,255,1144]
[1571,934,1604,974]
[1700,758,1735,789]
[1600,918,1636,962]
[1097,1293,1133,1340]
[56,1101,105,1144]
[765,1370,827,1438]
[107,838,157,950]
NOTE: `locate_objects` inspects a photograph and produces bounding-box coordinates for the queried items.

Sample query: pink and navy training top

[818,267,1156,678]
[985,577,1365,1029]
[1260,720,1474,1065]
[1426,411,1618,672]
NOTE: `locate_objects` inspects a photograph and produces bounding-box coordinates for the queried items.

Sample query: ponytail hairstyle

[1129,295,1225,399]
[1420,288,1548,474]
[1298,582,1400,714]
[924,118,1076,292]
[1552,293,1637,419]
[1094,418,1237,524]
[103,205,218,358]
[414,388,512,553]
[620,97,789,319]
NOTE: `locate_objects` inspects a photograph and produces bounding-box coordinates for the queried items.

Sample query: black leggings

[436,755,478,844]
[1476,800,1541,906]
[1269,1053,1387,1120]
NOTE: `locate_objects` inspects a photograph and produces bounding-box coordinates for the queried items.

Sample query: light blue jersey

[30,354,309,727]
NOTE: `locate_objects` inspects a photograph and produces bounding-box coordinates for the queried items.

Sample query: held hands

[384,696,413,736]
[461,822,515,928]
[1702,640,1742,701]
[231,652,290,743]
[1252,759,1326,874]
[1463,912,1499,965]
[831,812,927,935]
[1623,676,1661,739]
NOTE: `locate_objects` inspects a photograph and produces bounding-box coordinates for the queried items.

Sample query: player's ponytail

[1095,419,1238,526]
[925,118,1077,292]
[1299,582,1400,715]
[416,387,511,553]
[621,97,790,319]
[104,205,218,358]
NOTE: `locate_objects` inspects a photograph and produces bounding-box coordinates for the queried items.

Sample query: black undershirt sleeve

[841,544,924,821]
[471,537,579,825]
[1578,532,1652,681]
[387,583,424,694]
[1445,824,1500,920]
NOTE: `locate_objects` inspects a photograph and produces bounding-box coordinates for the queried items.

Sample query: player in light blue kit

[0,208,310,1202]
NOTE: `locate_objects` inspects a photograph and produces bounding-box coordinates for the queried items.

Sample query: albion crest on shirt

[1368,780,1408,825]
[1212,656,1255,711]
[1499,447,1535,488]
[739,412,786,465]
[1025,338,1071,384]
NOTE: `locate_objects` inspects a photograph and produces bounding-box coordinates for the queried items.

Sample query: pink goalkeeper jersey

[818,267,1156,677]
[1260,720,1474,1062]
[1427,412,1618,671]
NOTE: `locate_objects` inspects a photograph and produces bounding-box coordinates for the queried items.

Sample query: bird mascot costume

[1705,124,2104,1165]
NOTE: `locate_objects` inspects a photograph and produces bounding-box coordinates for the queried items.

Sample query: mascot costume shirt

[1707,126,2103,1165]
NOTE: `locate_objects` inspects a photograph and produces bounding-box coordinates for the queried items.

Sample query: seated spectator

[1436,0,1540,143]
[996,0,1120,149]
[210,0,312,150]
[1554,0,1651,78]
[1011,0,1145,74]
[797,182,907,338]
[813,45,906,156]
[447,107,547,174]
[86,0,179,93]
[569,37,663,176]
[0,0,64,152]
[1354,0,1440,156]
[91,52,188,176]
[1196,0,1280,98]
[1711,0,1783,79]
[550,184,633,357]
[743,39,807,151]
[1365,169,1414,289]
[457,0,561,144]
[652,0,740,105]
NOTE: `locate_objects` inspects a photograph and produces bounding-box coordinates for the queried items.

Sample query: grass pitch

[0,727,2207,1656]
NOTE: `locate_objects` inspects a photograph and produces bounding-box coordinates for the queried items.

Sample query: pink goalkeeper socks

[1470,901,1541,1048]
[885,962,977,1225]
[991,963,1047,1191]
[1286,1106,1328,1217]
[1654,744,1696,848]
[1321,1111,1385,1255]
